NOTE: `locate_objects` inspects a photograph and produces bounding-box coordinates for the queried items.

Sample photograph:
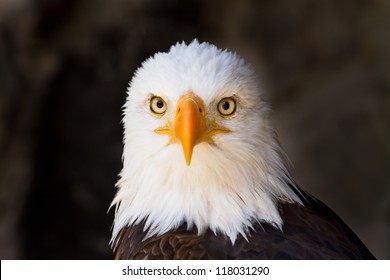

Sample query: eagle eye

[217,97,236,117]
[150,96,167,115]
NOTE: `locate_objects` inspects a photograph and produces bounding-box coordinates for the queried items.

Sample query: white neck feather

[111,120,301,245]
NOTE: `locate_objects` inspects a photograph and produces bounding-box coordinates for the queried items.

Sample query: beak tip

[184,154,192,166]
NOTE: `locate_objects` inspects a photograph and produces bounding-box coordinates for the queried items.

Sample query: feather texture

[113,189,375,260]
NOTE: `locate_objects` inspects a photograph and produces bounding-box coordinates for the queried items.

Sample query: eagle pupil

[222,101,230,110]
[156,100,164,108]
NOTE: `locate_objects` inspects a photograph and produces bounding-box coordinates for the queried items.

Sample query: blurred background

[0,0,389,259]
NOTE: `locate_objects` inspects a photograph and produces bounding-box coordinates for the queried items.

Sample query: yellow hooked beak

[174,94,206,165]
[154,93,230,166]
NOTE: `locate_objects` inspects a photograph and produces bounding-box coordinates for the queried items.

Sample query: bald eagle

[110,40,375,260]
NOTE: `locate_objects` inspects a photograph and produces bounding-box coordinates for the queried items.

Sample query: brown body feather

[113,189,375,260]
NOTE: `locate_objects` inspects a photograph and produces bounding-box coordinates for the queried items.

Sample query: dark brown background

[0,0,388,259]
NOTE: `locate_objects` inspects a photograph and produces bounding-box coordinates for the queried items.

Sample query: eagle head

[111,40,301,245]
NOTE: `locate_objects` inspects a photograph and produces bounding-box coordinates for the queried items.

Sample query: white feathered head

[111,40,300,244]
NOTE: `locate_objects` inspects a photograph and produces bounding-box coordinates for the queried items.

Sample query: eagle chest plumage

[113,191,374,260]
[110,40,375,260]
